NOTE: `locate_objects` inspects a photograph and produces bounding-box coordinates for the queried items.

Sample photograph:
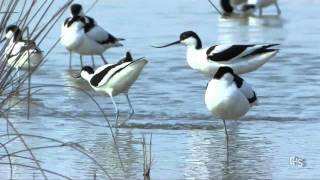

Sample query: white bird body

[78,52,147,127]
[186,44,278,76]
[6,48,43,70]
[85,59,148,96]
[205,74,250,120]
[60,3,124,68]
[248,0,277,8]
[205,66,257,141]
[60,22,84,52]
[61,21,111,55]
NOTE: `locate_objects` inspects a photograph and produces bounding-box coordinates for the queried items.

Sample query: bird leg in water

[259,8,263,16]
[69,52,72,69]
[80,55,83,68]
[275,2,281,15]
[110,96,120,127]
[91,55,95,68]
[100,54,108,64]
[125,94,135,122]
[222,119,229,145]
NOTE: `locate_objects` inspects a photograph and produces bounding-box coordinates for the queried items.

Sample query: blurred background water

[1,0,320,179]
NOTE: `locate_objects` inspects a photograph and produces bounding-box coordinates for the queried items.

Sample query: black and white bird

[61,3,124,69]
[218,0,255,15]
[220,0,281,16]
[153,31,279,77]
[205,66,257,143]
[3,25,43,78]
[74,52,148,127]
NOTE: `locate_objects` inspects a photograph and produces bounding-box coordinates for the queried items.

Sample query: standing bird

[219,0,256,15]
[61,3,124,69]
[153,31,279,77]
[219,0,281,16]
[74,52,148,127]
[205,66,257,143]
[3,25,43,79]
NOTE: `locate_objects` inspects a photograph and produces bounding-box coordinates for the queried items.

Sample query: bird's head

[4,25,22,41]
[213,66,235,82]
[72,66,94,81]
[70,3,85,17]
[80,66,94,78]
[152,31,202,49]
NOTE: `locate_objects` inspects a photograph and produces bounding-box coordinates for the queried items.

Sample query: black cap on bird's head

[5,25,19,33]
[81,66,94,74]
[71,66,94,79]
[214,66,234,79]
[70,3,83,17]
[152,30,202,49]
[4,25,22,41]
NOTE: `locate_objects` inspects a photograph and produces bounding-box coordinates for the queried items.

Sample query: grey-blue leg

[91,55,95,68]
[110,95,120,127]
[223,119,229,145]
[69,52,72,69]
[125,94,134,121]
[80,55,83,68]
[259,8,262,16]
[100,54,108,64]
[275,1,281,15]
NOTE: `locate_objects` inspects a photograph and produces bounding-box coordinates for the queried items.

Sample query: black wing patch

[84,16,95,33]
[90,61,135,87]
[97,34,117,45]
[207,45,254,62]
[234,74,257,104]
[64,17,71,26]
[108,61,135,80]
[242,44,279,58]
[233,74,243,88]
[66,16,86,27]
[248,91,257,104]
[206,45,217,56]
[90,64,119,87]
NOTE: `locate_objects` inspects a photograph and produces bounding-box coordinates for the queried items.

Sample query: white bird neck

[81,72,94,83]
[186,46,207,73]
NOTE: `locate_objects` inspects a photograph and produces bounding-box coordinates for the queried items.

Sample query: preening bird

[74,52,148,127]
[205,66,257,143]
[3,25,43,79]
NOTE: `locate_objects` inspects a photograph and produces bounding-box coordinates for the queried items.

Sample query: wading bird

[3,25,43,80]
[74,52,147,127]
[153,31,279,77]
[61,3,124,69]
[205,66,257,143]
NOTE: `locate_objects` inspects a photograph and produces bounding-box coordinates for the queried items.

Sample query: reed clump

[0,0,124,179]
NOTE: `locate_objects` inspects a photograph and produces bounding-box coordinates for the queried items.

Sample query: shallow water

[1,0,320,179]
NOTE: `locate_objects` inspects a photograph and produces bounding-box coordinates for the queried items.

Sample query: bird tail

[113,42,123,47]
[117,38,125,41]
[244,44,280,58]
